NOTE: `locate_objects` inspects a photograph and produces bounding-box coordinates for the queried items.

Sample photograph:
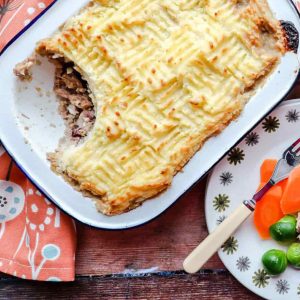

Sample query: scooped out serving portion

[15,0,288,215]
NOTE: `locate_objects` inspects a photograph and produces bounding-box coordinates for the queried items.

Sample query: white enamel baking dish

[0,0,300,229]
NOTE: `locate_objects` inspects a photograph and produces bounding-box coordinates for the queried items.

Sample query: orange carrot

[259,159,287,192]
[281,165,300,214]
[254,159,287,239]
[254,185,284,239]
[277,179,288,192]
[260,159,277,182]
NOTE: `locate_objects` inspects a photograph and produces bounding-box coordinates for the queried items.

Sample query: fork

[183,138,300,274]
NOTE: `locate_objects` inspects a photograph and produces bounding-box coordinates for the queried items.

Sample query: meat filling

[52,58,95,142]
[13,54,37,81]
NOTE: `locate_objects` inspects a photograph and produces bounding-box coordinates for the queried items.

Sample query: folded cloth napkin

[0,145,76,281]
[0,1,76,281]
[0,0,56,53]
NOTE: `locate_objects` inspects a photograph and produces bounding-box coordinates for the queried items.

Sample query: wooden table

[0,181,258,299]
[2,89,300,299]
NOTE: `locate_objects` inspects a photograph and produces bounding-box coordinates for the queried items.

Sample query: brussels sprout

[262,249,288,275]
[287,243,300,268]
[269,215,297,243]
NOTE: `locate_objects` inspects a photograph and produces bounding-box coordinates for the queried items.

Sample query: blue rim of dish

[1,0,300,230]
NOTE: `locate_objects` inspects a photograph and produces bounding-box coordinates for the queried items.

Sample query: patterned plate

[206,99,300,300]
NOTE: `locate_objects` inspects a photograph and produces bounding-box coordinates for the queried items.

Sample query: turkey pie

[34,0,286,215]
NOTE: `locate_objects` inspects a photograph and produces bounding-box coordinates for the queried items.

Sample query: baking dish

[0,0,299,229]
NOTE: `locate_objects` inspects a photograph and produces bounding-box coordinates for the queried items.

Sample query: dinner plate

[206,99,300,300]
[0,1,300,229]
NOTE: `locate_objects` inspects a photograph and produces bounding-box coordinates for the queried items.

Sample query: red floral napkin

[0,0,56,53]
[0,147,76,281]
[0,1,76,281]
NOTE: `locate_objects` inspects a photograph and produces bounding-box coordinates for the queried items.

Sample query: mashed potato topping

[36,0,285,215]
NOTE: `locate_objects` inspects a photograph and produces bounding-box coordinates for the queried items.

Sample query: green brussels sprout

[287,243,300,268]
[262,249,288,275]
[269,215,297,243]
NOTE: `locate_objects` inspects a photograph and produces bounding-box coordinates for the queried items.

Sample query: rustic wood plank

[287,84,300,100]
[75,177,224,276]
[0,272,259,300]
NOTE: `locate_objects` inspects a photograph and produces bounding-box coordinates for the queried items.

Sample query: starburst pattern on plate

[245,132,259,146]
[252,269,270,288]
[227,148,245,165]
[286,109,300,123]
[262,116,280,133]
[276,279,290,295]
[213,194,230,212]
[219,172,233,186]
[221,236,238,255]
[216,215,226,225]
[206,102,300,298]
[236,256,250,272]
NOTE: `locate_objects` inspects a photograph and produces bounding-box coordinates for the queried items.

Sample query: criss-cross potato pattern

[37,0,285,215]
